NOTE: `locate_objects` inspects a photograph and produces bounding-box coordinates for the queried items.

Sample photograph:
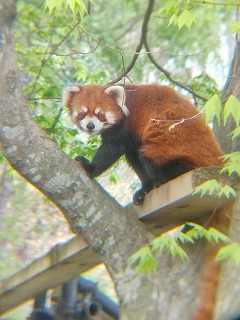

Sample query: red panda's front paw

[75,155,90,166]
[75,156,92,175]
[133,189,146,205]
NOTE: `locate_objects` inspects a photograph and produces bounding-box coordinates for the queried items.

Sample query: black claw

[133,189,146,205]
[75,155,82,162]
[74,156,90,167]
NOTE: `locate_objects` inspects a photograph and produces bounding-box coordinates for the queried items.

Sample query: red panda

[63,83,222,204]
[63,83,228,319]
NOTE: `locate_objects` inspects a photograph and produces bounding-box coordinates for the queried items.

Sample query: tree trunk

[0,164,13,231]
[214,38,240,153]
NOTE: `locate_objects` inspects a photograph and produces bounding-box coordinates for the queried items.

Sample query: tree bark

[0,164,13,231]
[214,38,240,153]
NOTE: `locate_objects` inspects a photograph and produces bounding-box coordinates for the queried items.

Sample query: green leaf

[157,1,178,16]
[151,234,189,262]
[206,227,232,244]
[128,246,153,264]
[128,246,157,274]
[192,179,221,197]
[218,185,236,198]
[44,0,63,13]
[168,13,178,27]
[175,231,195,244]
[184,222,209,240]
[108,171,121,184]
[220,152,240,177]
[202,94,222,125]
[137,254,158,274]
[44,0,92,15]
[129,222,232,275]
[231,127,240,140]
[216,243,240,265]
[185,223,231,244]
[193,179,237,198]
[177,10,196,30]
[224,95,240,125]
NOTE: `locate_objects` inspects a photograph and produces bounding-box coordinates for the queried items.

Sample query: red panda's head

[63,84,129,134]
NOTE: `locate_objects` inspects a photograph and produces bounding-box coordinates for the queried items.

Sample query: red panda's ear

[62,85,81,108]
[104,85,129,115]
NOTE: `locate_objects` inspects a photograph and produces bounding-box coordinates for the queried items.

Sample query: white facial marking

[95,107,101,114]
[105,111,116,124]
[72,110,78,120]
[79,116,104,134]
[81,106,88,113]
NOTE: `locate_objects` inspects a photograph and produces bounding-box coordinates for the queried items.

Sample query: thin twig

[28,20,80,99]
[191,0,240,7]
[151,112,203,130]
[46,108,63,132]
[52,41,100,56]
[68,25,207,57]
[144,39,208,102]
[109,0,155,85]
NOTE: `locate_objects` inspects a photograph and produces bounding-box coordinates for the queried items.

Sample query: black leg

[132,157,194,205]
[76,142,126,178]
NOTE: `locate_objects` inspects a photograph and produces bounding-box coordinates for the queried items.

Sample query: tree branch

[143,39,208,102]
[108,0,208,101]
[109,0,155,85]
[191,0,240,7]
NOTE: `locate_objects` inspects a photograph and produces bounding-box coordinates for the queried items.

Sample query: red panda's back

[124,84,222,167]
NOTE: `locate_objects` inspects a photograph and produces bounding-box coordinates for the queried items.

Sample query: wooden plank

[0,237,101,313]
[0,167,237,313]
[137,167,233,232]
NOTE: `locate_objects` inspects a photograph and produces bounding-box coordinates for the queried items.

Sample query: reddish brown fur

[122,84,222,167]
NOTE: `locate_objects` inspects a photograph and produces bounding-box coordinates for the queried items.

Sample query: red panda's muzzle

[78,116,106,134]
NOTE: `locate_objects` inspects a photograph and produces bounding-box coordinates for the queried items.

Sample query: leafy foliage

[201,94,240,126]
[195,93,240,201]
[156,1,198,30]
[216,242,240,265]
[221,152,240,177]
[190,75,220,101]
[44,0,93,16]
[129,223,231,274]
[223,95,240,126]
[193,179,236,199]
[202,94,222,125]
[185,222,231,244]
[232,127,240,140]
[128,246,158,275]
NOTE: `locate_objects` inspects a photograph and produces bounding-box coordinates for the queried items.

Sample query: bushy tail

[191,203,233,320]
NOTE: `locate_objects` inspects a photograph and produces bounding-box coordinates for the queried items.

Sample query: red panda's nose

[86,122,95,131]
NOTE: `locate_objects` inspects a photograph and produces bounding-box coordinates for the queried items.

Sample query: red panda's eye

[79,110,86,120]
[97,111,104,119]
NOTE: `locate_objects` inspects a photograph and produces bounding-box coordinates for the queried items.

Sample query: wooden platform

[0,167,237,313]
